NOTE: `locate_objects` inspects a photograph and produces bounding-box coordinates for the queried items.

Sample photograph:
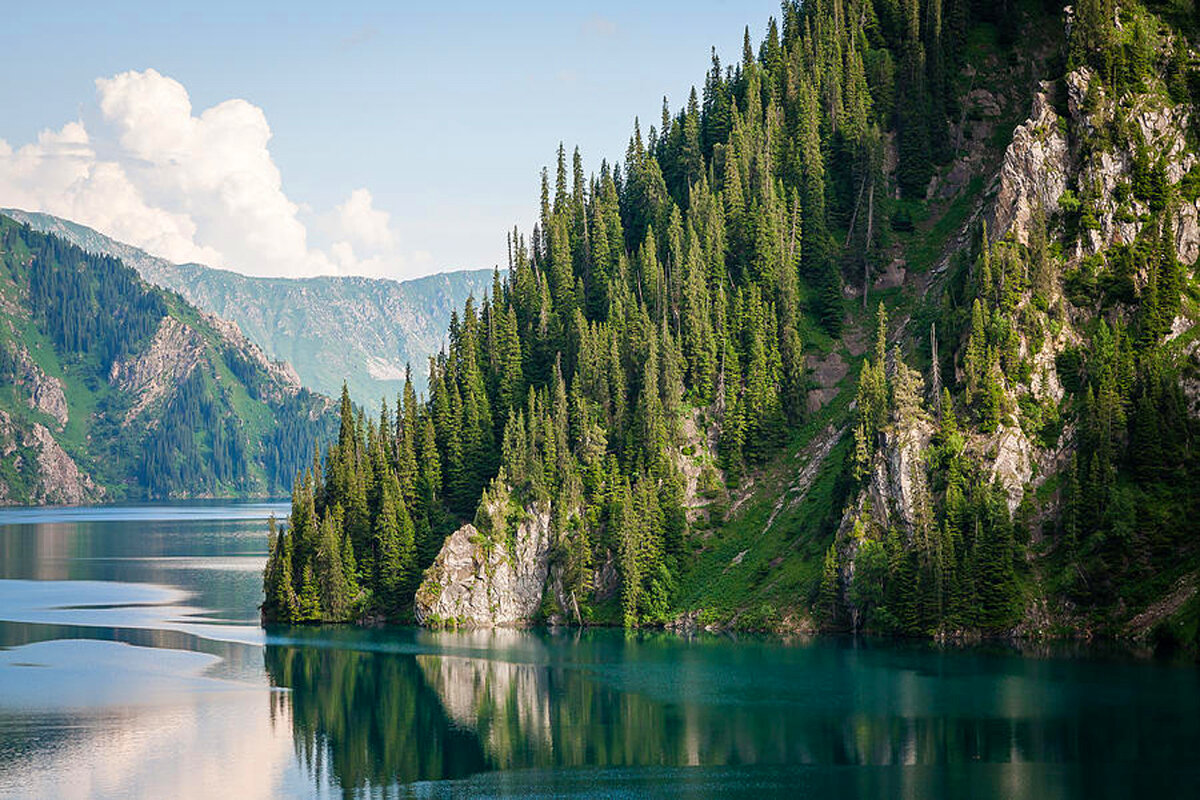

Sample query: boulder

[414,503,551,627]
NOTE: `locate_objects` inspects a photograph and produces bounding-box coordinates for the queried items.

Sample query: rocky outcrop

[108,317,204,421]
[832,407,934,626]
[202,311,302,398]
[989,81,1070,243]
[1061,66,1200,263]
[414,502,552,627]
[1027,326,1069,404]
[1175,201,1200,265]
[674,407,722,522]
[0,409,101,505]
[986,425,1035,515]
[13,345,68,428]
[847,413,936,537]
[882,418,935,530]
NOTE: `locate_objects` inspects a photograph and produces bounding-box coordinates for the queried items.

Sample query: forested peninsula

[264,0,1200,652]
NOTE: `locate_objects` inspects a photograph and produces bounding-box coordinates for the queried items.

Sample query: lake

[0,503,1197,798]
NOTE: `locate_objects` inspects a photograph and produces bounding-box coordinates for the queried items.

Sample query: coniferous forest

[0,217,333,500]
[264,0,1200,648]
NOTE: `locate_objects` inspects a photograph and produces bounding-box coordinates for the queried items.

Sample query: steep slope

[1,209,493,399]
[264,1,1200,655]
[818,2,1200,647]
[0,215,335,504]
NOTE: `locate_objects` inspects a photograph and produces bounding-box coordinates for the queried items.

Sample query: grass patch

[674,406,853,624]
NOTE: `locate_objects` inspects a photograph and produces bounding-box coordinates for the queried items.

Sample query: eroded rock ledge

[414,502,551,627]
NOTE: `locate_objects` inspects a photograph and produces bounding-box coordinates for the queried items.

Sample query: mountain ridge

[0,214,335,504]
[1,208,494,400]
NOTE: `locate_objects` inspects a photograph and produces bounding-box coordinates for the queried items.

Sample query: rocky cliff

[414,500,553,627]
[824,10,1200,639]
[0,409,101,505]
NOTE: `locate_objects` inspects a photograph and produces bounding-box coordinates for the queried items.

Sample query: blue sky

[0,1,780,280]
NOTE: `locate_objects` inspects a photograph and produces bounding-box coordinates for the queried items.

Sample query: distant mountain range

[3,209,495,401]
[0,214,334,504]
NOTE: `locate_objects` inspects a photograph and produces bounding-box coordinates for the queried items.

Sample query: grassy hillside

[0,215,335,504]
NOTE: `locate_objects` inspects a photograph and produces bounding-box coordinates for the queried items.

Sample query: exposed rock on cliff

[1061,66,1200,263]
[986,425,1036,515]
[108,317,204,421]
[990,81,1070,243]
[13,345,68,428]
[414,502,552,627]
[0,409,102,505]
[203,311,303,398]
[675,407,722,523]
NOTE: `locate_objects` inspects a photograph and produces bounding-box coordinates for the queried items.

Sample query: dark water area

[0,504,1197,798]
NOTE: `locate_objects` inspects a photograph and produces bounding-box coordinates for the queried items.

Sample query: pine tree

[263,516,297,623]
[819,543,841,628]
[297,563,321,623]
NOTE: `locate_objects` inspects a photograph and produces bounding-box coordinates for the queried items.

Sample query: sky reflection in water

[0,505,1198,799]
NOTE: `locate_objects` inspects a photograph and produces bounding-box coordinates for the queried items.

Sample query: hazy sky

[0,1,779,281]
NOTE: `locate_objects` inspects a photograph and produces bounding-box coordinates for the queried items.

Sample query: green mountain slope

[0,215,335,504]
[1,209,494,400]
[264,1,1200,653]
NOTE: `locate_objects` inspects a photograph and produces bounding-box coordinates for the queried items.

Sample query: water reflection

[0,510,278,623]
[3,507,1200,798]
[265,638,488,790]
[263,630,1200,797]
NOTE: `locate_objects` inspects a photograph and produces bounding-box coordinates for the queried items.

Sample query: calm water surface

[0,503,1197,799]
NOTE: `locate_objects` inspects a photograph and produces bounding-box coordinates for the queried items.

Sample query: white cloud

[334,188,394,252]
[0,68,424,280]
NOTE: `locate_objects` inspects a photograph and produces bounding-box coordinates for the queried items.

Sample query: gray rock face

[1028,327,1068,404]
[0,409,101,505]
[202,311,303,397]
[108,317,204,421]
[881,416,935,531]
[990,81,1069,244]
[1062,67,1198,263]
[13,346,68,428]
[1175,201,1200,265]
[988,425,1035,515]
[414,504,551,627]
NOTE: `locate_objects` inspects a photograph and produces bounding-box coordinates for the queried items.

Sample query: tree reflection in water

[265,640,488,790]
[263,630,1200,798]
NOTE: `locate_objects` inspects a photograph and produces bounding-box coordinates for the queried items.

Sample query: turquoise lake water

[0,503,1197,798]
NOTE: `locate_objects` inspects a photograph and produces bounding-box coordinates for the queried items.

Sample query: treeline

[265,0,1008,627]
[264,383,443,623]
[8,220,166,371]
[138,370,248,496]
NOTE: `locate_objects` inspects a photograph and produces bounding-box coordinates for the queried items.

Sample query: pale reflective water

[0,504,1197,798]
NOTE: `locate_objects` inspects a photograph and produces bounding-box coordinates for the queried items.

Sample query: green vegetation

[0,216,334,501]
[263,383,442,623]
[2,208,495,401]
[267,0,1200,650]
[266,0,972,625]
